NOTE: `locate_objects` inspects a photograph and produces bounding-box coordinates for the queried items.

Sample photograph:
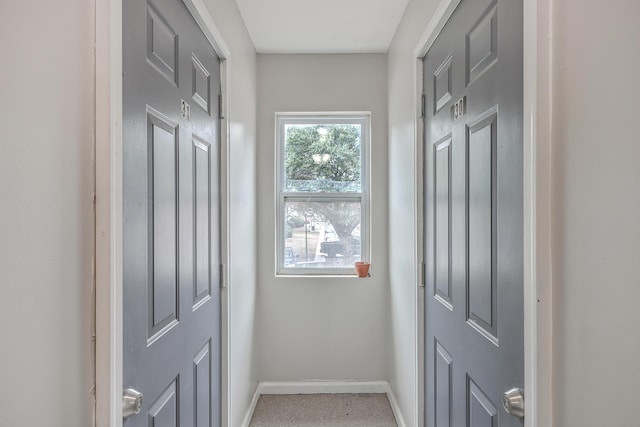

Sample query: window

[276,113,370,275]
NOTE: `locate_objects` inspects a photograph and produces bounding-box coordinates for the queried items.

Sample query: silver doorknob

[123,388,144,419]
[502,388,524,418]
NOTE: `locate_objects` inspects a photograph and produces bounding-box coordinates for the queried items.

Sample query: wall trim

[413,53,424,427]
[240,384,261,427]
[386,384,408,427]
[94,1,230,426]
[242,381,407,427]
[183,0,231,58]
[257,380,389,395]
[219,60,230,427]
[413,0,553,426]
[94,0,123,424]
[414,0,462,58]
[522,0,553,425]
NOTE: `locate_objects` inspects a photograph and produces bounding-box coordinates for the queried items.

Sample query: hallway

[2,0,640,426]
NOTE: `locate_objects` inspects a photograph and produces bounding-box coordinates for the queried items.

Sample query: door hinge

[420,262,426,287]
[419,94,426,118]
[218,94,225,119]
[219,264,226,288]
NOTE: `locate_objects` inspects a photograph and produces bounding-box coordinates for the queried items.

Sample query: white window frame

[275,112,371,276]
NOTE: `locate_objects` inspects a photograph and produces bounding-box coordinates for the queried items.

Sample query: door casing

[94,0,230,426]
[412,0,553,426]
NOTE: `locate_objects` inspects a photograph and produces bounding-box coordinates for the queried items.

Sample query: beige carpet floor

[249,393,398,427]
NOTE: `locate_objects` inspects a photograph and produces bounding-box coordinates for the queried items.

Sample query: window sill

[274,273,371,279]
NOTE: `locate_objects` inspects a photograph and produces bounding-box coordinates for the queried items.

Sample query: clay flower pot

[355,262,370,278]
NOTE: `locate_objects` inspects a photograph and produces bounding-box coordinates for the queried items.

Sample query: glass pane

[284,124,361,193]
[283,200,362,269]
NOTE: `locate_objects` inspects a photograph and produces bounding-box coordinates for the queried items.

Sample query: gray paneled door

[123,0,221,425]
[423,0,523,426]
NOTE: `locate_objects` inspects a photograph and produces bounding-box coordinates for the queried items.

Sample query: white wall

[201,1,259,425]
[386,1,440,426]
[551,1,640,425]
[0,1,95,426]
[256,54,390,382]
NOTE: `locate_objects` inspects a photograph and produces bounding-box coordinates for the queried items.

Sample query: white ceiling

[233,0,411,53]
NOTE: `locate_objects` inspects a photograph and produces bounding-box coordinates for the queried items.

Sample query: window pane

[283,200,362,269]
[284,124,361,193]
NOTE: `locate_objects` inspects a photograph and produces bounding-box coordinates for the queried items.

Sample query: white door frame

[413,0,553,425]
[94,0,231,425]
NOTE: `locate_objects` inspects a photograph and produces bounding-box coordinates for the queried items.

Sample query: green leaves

[283,123,364,248]
[284,124,361,192]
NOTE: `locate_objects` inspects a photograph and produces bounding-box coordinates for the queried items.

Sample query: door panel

[466,111,498,343]
[191,56,211,113]
[434,56,453,112]
[434,340,453,427]
[193,137,212,308]
[124,0,221,425]
[146,3,179,86]
[194,341,212,427]
[434,137,452,308]
[147,109,180,342]
[148,380,179,427]
[467,377,498,427]
[424,0,523,425]
[466,3,497,86]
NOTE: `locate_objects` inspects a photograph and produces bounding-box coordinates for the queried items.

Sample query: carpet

[249,393,398,427]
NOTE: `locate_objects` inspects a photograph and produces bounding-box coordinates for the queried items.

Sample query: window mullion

[283,192,364,201]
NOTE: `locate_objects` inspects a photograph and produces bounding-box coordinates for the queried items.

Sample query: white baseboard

[240,381,408,427]
[386,384,408,427]
[257,380,389,395]
[240,384,261,427]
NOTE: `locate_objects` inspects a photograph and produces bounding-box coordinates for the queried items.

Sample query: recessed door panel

[148,379,179,427]
[146,1,178,85]
[192,55,210,113]
[434,137,452,309]
[194,342,211,427]
[434,55,453,112]
[466,3,498,85]
[193,136,212,309]
[434,340,452,427]
[467,377,497,427]
[467,111,498,343]
[147,109,179,342]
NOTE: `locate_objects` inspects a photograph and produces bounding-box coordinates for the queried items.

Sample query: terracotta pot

[355,262,370,278]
